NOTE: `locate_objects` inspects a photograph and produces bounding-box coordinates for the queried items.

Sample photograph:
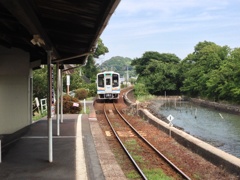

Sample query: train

[97,71,121,100]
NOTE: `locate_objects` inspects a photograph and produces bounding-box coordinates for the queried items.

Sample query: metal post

[126,66,128,87]
[60,68,63,123]
[0,140,1,163]
[30,74,33,124]
[56,63,60,136]
[84,99,86,113]
[47,50,53,163]
[66,75,70,95]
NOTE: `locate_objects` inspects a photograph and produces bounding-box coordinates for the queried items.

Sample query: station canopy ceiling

[0,0,120,64]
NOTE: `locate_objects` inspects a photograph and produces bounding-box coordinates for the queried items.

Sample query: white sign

[167,114,174,137]
[51,105,55,117]
[35,97,40,107]
[66,75,70,85]
[73,103,79,107]
[167,114,174,122]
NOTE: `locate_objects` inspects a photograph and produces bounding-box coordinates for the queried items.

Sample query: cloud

[100,0,240,60]
[117,0,229,16]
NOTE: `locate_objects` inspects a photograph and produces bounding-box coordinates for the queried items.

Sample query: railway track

[103,102,191,180]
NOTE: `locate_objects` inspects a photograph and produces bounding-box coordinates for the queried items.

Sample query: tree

[139,60,180,95]
[33,67,48,99]
[99,56,136,78]
[131,51,180,77]
[131,51,162,75]
[206,48,240,102]
[180,41,230,97]
[131,52,181,95]
[82,38,109,82]
[93,38,109,58]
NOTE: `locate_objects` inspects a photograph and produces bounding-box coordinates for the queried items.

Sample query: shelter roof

[0,0,120,64]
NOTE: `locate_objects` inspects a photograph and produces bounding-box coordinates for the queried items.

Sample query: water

[155,100,240,158]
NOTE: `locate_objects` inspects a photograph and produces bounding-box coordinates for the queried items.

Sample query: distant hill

[99,56,136,78]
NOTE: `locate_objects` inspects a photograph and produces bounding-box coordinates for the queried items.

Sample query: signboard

[167,114,174,137]
[35,97,40,107]
[167,114,174,122]
[66,75,70,85]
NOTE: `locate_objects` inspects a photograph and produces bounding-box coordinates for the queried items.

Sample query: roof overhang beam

[0,0,59,58]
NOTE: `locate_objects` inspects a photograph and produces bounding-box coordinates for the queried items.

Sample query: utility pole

[126,66,128,87]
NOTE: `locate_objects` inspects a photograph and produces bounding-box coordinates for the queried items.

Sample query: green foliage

[77,82,97,97]
[85,83,97,97]
[126,171,141,179]
[180,41,231,98]
[99,56,136,78]
[33,67,48,99]
[82,55,98,83]
[144,169,173,180]
[74,88,88,100]
[130,42,240,104]
[94,38,109,58]
[82,38,109,82]
[132,51,181,95]
[64,68,84,91]
[142,60,180,95]
[178,41,240,103]
[131,51,180,76]
[33,38,240,105]
[62,95,82,114]
[205,47,240,102]
[134,83,149,97]
[32,111,47,121]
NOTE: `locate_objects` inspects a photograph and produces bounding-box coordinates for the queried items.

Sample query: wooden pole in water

[195,108,197,118]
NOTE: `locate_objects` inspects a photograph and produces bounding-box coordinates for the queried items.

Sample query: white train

[97,71,121,100]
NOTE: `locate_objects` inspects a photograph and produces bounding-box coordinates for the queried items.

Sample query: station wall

[0,47,31,134]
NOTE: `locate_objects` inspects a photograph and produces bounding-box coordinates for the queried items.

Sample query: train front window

[112,74,119,87]
[106,78,110,85]
[98,74,104,87]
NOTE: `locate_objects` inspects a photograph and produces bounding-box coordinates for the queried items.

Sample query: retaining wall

[123,89,240,176]
[190,98,240,115]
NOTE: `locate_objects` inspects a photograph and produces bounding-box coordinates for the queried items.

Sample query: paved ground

[0,101,126,180]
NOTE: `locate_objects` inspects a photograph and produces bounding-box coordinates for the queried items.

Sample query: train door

[105,73,112,98]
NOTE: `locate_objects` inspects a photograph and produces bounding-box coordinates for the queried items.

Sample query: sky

[98,0,240,63]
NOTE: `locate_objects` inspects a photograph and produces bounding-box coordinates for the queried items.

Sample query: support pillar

[56,63,60,136]
[47,51,53,163]
[60,68,64,123]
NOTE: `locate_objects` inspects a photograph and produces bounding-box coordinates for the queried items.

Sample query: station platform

[0,102,126,180]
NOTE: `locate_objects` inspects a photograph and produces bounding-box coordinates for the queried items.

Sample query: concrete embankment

[123,89,240,176]
[189,98,240,115]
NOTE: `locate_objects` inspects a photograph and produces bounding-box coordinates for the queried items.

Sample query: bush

[75,88,88,100]
[62,95,82,114]
[86,83,97,97]
[134,83,149,97]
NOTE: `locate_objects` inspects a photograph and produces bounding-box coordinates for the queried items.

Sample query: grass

[113,122,121,128]
[144,169,173,180]
[193,173,202,179]
[32,111,47,121]
[86,97,94,100]
[127,168,173,180]
[136,94,156,102]
[126,170,141,179]
[123,138,174,180]
[124,139,141,152]
[80,106,90,114]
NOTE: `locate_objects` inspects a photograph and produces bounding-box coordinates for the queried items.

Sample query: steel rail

[113,103,192,180]
[103,103,148,180]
